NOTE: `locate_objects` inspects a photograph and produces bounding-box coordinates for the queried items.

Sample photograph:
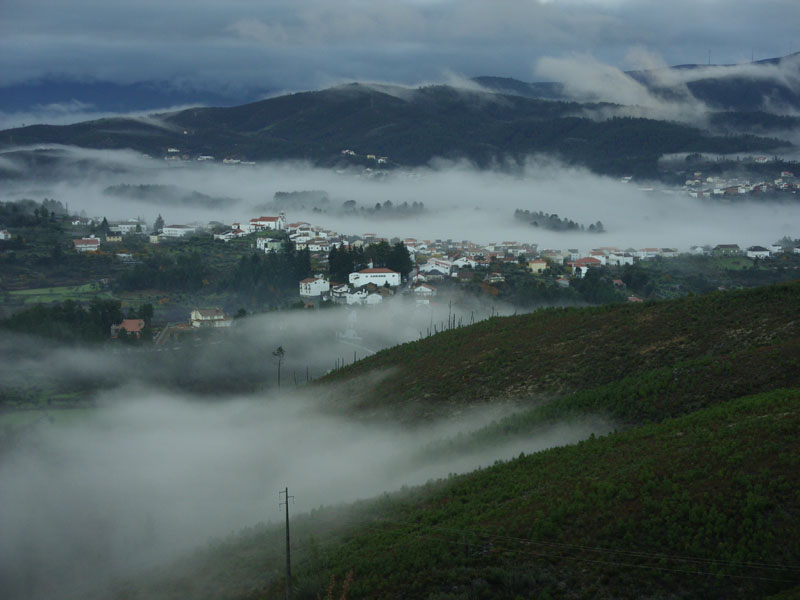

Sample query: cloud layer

[2,0,799,92]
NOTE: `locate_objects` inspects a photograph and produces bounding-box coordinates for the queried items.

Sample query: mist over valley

[2,3,800,597]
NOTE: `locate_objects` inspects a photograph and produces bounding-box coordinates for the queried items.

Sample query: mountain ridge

[0,82,789,178]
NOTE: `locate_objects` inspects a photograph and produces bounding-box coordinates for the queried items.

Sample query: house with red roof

[73,237,101,252]
[110,319,145,339]
[248,213,285,232]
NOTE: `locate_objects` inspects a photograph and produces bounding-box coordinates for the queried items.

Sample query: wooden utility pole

[279,487,294,600]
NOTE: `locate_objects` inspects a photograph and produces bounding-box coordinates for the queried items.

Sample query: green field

[6,283,113,304]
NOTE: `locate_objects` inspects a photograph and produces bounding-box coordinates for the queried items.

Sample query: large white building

[349,267,401,288]
[248,214,285,232]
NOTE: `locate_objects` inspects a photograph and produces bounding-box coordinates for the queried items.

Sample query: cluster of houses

[684,170,799,199]
[299,266,406,307]
[56,209,800,307]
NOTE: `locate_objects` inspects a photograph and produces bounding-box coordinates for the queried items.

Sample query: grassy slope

[113,284,800,600]
[123,389,800,600]
[321,282,800,422]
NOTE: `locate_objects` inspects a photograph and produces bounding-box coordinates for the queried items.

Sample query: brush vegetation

[322,281,800,422]
[108,282,800,599]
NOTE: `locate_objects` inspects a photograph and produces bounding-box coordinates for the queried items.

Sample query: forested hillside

[0,84,789,177]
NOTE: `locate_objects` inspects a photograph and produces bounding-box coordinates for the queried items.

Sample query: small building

[0,229,11,240]
[73,237,101,252]
[568,256,603,271]
[746,246,770,259]
[484,272,505,283]
[214,228,247,242]
[349,267,401,288]
[256,237,285,252]
[162,224,196,238]
[413,283,437,297]
[713,244,741,257]
[527,259,548,274]
[111,318,145,339]
[299,276,330,297]
[190,308,232,328]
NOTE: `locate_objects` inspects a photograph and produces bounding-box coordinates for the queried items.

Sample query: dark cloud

[1,1,799,91]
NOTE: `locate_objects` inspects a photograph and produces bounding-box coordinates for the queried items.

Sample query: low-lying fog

[3,294,607,599]
[2,145,799,249]
[0,381,612,600]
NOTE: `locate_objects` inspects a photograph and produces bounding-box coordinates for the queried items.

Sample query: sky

[2,0,800,93]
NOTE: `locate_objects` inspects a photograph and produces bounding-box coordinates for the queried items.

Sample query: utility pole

[279,487,294,600]
[273,346,285,389]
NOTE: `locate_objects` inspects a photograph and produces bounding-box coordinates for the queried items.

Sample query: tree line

[328,241,413,283]
[514,209,604,233]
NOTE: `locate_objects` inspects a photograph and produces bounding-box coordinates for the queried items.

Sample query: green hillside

[117,388,800,600]
[0,84,789,177]
[322,282,800,422]
[110,283,800,600]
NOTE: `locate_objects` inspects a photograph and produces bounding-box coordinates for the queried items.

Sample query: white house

[111,221,146,234]
[413,283,437,297]
[306,239,331,253]
[73,237,101,252]
[453,256,478,269]
[419,257,453,274]
[162,224,196,237]
[0,229,11,240]
[256,237,284,252]
[349,267,401,288]
[299,276,330,297]
[213,228,247,242]
[248,214,285,232]
[746,246,771,259]
[606,253,634,266]
[190,308,232,328]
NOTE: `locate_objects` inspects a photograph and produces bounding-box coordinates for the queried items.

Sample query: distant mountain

[474,53,800,112]
[0,77,273,115]
[0,83,790,178]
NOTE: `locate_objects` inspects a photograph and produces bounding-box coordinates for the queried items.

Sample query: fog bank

[0,386,611,600]
[2,146,798,250]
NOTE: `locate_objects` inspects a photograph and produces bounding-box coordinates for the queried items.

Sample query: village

[682,166,800,199]
[52,200,800,342]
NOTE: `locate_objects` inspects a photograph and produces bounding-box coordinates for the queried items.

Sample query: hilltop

[474,53,800,112]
